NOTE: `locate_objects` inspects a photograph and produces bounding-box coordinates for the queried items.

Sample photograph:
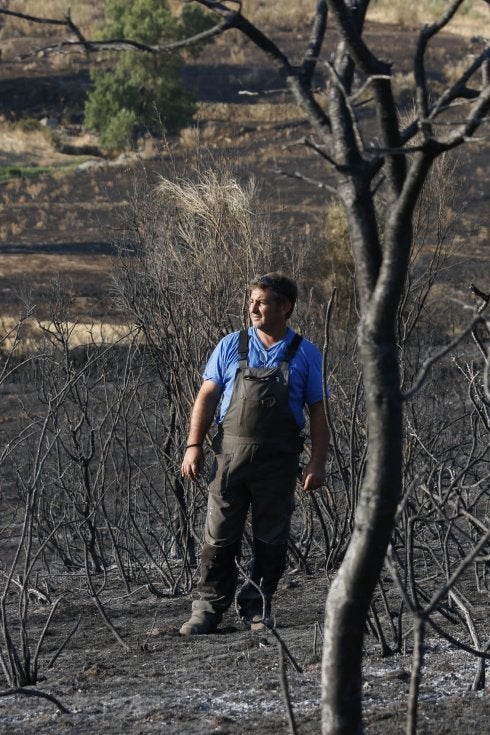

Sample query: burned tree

[184,1,490,732]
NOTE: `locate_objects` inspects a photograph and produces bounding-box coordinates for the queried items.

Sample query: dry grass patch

[196,101,304,125]
[0,120,55,165]
[367,0,489,36]
[391,71,416,104]
[0,315,133,355]
[240,0,312,28]
[168,0,312,29]
[1,0,104,37]
[0,118,97,173]
[176,0,489,35]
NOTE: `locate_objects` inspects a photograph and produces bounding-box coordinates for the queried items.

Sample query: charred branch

[301,0,329,86]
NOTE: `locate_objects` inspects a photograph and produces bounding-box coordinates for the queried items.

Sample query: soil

[1,567,489,735]
[0,13,489,735]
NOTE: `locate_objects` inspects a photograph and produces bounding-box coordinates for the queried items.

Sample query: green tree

[84,0,213,154]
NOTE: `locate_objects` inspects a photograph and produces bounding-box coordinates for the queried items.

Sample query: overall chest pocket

[244,372,281,405]
[236,369,289,433]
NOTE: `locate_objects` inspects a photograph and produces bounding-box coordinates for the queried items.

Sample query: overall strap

[282,332,303,364]
[280,332,303,381]
[238,329,249,369]
[239,329,302,370]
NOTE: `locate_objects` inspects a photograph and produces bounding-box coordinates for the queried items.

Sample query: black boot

[236,539,288,631]
[180,541,241,636]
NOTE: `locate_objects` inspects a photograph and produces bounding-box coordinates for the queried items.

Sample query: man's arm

[302,400,330,491]
[181,379,222,481]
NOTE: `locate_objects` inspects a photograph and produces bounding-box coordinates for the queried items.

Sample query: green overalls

[192,330,303,623]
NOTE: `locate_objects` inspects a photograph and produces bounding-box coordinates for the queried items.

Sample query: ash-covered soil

[0,567,488,735]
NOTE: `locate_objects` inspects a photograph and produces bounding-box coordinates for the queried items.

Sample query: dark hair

[250,272,297,317]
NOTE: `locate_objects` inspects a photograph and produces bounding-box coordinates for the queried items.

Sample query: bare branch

[413,0,467,127]
[16,19,234,59]
[277,642,299,735]
[422,0,467,38]
[196,0,291,68]
[426,617,490,660]
[196,0,331,134]
[290,136,346,171]
[0,7,69,27]
[402,314,486,401]
[349,74,391,104]
[301,0,328,85]
[424,524,490,617]
[273,167,339,196]
[327,0,386,77]
[322,59,367,154]
[437,85,490,150]
[429,47,490,122]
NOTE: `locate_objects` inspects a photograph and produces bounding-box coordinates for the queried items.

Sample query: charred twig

[402,315,486,401]
[84,548,130,652]
[269,627,303,675]
[47,614,82,670]
[277,642,299,735]
[235,560,303,673]
[406,616,426,735]
[0,686,70,713]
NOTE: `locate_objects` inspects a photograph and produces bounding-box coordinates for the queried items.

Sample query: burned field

[0,10,489,735]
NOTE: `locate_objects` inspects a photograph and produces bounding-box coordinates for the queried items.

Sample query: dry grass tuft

[0,117,97,169]
[179,125,214,149]
[157,168,258,225]
[442,56,476,86]
[391,71,416,104]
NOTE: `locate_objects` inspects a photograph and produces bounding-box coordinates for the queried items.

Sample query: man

[180,272,329,635]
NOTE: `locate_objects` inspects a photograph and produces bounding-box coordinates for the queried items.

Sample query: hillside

[0,17,488,321]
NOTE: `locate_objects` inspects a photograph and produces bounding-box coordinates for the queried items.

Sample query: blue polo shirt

[203,327,325,429]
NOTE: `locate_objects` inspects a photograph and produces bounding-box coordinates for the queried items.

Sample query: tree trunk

[321,322,403,734]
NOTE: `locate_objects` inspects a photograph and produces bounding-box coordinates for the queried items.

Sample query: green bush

[97,0,180,43]
[84,0,214,154]
[98,108,138,156]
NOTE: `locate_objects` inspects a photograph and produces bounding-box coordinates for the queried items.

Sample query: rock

[40,116,59,128]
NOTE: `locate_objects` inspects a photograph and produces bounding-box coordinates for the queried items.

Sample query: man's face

[249,287,290,334]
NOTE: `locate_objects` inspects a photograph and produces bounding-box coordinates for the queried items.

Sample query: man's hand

[303,400,330,492]
[181,446,204,481]
[301,459,326,492]
[181,380,222,482]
